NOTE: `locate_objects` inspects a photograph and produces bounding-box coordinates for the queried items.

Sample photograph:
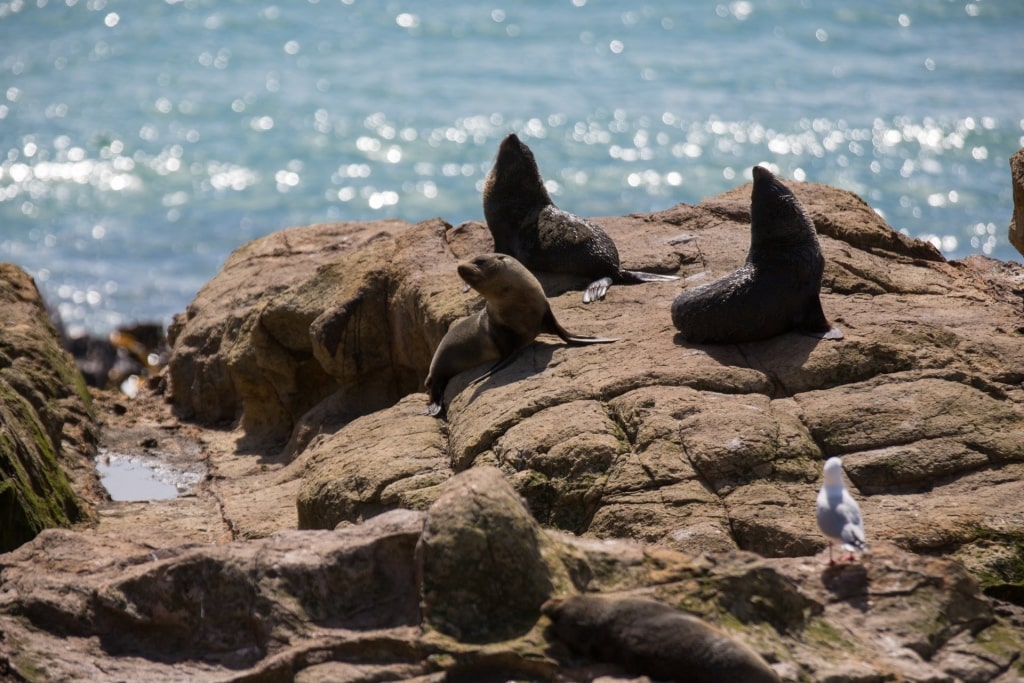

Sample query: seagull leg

[828,541,836,565]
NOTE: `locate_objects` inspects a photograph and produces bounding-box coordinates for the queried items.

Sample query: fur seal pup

[671,166,844,343]
[482,133,678,303]
[424,253,616,416]
[542,595,780,683]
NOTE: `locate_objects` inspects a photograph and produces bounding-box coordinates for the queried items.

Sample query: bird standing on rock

[816,456,868,564]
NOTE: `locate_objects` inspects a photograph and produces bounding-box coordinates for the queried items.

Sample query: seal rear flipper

[541,307,618,345]
[617,269,681,284]
[805,326,844,340]
[798,296,843,340]
[469,353,520,387]
[582,277,613,303]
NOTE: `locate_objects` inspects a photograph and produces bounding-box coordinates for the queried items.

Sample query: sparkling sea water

[2,0,1022,334]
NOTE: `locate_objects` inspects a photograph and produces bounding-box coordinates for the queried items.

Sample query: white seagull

[816,456,868,564]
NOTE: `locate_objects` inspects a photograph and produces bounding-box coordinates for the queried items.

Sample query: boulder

[165,218,490,446]
[417,466,560,643]
[0,263,98,551]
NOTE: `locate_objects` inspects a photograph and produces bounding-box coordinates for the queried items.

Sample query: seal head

[670,166,843,343]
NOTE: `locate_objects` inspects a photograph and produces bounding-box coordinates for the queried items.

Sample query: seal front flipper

[541,307,618,344]
[425,398,445,418]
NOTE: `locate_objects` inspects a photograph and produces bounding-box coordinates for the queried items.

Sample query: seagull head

[822,456,845,487]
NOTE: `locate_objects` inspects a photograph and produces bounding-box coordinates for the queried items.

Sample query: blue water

[2,0,1022,334]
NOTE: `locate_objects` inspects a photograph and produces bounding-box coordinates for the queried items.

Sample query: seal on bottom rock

[671,165,844,343]
[424,253,616,416]
[542,595,781,683]
[483,133,678,303]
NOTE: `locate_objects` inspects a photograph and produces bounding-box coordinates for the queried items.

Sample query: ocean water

[1,0,1022,335]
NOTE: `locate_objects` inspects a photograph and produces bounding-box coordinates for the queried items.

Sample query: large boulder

[0,263,98,551]
[165,217,490,446]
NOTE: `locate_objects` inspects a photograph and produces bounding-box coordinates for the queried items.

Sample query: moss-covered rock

[0,263,97,551]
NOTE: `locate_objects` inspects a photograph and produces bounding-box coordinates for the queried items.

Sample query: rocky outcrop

[165,218,489,447]
[201,181,1024,604]
[1010,148,1024,258]
[4,175,1024,681]
[2,468,1021,681]
[0,263,98,552]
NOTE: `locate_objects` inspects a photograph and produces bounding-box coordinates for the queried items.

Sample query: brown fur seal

[483,133,678,303]
[424,253,616,416]
[542,595,780,683]
[671,166,843,343]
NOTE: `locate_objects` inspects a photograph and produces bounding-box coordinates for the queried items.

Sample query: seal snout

[500,132,523,152]
[456,263,483,286]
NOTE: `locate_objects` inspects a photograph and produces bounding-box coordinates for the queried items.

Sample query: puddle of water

[96,449,205,502]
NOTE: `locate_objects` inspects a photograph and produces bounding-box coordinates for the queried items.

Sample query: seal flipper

[582,271,680,302]
[541,307,618,344]
[617,269,680,284]
[425,399,444,418]
[798,296,844,340]
[582,277,613,303]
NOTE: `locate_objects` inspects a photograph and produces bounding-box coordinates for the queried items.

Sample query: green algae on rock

[0,263,97,552]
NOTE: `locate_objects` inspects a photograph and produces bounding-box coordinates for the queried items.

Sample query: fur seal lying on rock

[671,166,843,343]
[542,594,781,683]
[483,133,678,302]
[424,253,616,416]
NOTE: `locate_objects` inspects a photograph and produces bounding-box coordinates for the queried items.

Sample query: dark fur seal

[542,595,780,683]
[483,133,678,303]
[671,166,843,343]
[424,253,616,416]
